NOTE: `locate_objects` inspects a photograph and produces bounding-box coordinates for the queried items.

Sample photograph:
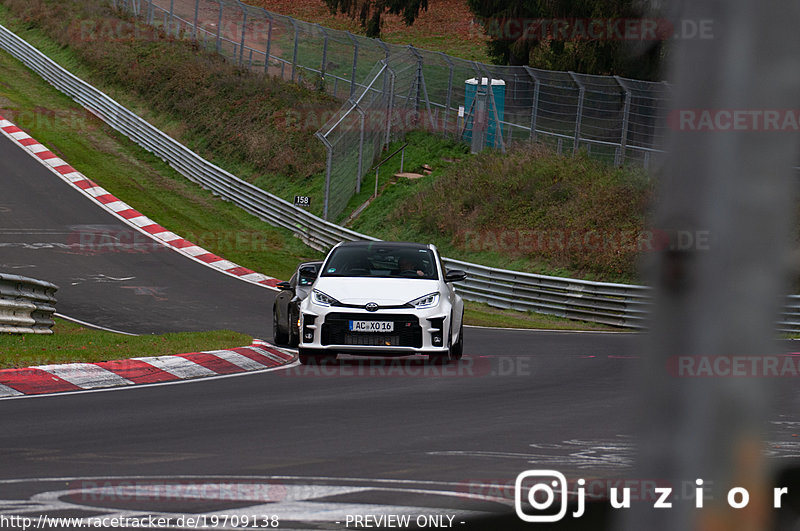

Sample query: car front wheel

[273,306,289,345]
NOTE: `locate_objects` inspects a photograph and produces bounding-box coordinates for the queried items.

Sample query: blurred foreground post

[625,1,800,530]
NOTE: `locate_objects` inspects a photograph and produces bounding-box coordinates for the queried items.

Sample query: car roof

[335,241,430,251]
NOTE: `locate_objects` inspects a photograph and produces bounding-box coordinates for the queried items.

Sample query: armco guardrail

[0,274,58,334]
[2,23,799,332]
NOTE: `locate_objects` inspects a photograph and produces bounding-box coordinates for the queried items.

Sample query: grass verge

[351,132,653,284]
[0,319,252,368]
[465,302,625,331]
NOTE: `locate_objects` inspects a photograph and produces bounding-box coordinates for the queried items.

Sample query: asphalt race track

[2,132,800,529]
[0,132,273,336]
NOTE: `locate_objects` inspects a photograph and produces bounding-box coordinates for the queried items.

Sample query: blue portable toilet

[463,77,506,149]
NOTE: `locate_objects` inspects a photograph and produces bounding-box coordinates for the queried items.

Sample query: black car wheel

[273,305,289,345]
[450,320,464,361]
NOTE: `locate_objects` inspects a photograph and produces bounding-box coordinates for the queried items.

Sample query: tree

[466,0,666,81]
[323,0,429,38]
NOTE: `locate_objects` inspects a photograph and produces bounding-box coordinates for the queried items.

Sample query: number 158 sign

[294,196,311,207]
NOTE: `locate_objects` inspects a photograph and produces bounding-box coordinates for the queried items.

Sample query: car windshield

[321,245,438,280]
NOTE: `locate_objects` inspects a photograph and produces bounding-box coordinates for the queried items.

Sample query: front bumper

[299,306,452,355]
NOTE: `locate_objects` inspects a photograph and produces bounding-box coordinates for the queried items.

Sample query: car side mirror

[298,264,318,285]
[445,269,467,283]
[277,281,293,290]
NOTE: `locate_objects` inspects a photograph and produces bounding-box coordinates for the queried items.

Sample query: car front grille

[321,313,422,348]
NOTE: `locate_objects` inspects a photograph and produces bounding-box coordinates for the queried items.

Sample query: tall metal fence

[315,48,670,218]
[112,0,670,221]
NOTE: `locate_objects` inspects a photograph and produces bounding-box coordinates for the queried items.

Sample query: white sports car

[297,241,467,364]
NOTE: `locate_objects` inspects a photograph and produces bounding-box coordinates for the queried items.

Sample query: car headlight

[408,292,440,309]
[312,289,340,307]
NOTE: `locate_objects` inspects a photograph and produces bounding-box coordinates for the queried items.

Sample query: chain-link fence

[113,0,670,221]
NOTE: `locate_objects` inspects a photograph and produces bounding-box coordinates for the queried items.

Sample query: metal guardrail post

[347,32,359,98]
[568,71,584,154]
[614,75,631,167]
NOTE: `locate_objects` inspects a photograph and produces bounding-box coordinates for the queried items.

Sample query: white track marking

[35,363,134,390]
[54,313,139,336]
[0,362,298,401]
[204,350,272,371]
[133,356,216,379]
[0,384,23,397]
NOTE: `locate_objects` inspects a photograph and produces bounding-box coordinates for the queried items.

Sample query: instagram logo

[515,470,572,522]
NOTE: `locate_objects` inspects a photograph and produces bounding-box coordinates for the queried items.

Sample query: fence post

[316,132,333,220]
[356,104,365,193]
[377,39,390,62]
[290,18,299,82]
[438,52,454,137]
[317,24,328,81]
[347,32,359,97]
[523,66,539,141]
[168,0,174,34]
[192,0,199,39]
[262,9,272,74]
[216,1,223,54]
[384,67,396,149]
[408,46,436,132]
[235,2,247,66]
[568,71,584,155]
[614,75,631,167]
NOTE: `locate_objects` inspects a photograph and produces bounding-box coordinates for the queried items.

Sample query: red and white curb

[0,340,296,397]
[0,114,281,290]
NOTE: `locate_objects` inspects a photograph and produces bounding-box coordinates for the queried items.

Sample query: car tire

[298,348,337,365]
[288,310,300,347]
[273,306,289,346]
[429,314,463,364]
[449,320,464,361]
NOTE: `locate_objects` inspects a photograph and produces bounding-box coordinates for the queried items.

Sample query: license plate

[349,320,394,332]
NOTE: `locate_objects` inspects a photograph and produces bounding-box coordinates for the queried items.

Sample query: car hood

[313,277,440,306]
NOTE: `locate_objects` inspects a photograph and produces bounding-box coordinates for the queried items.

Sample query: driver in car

[398,255,426,277]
